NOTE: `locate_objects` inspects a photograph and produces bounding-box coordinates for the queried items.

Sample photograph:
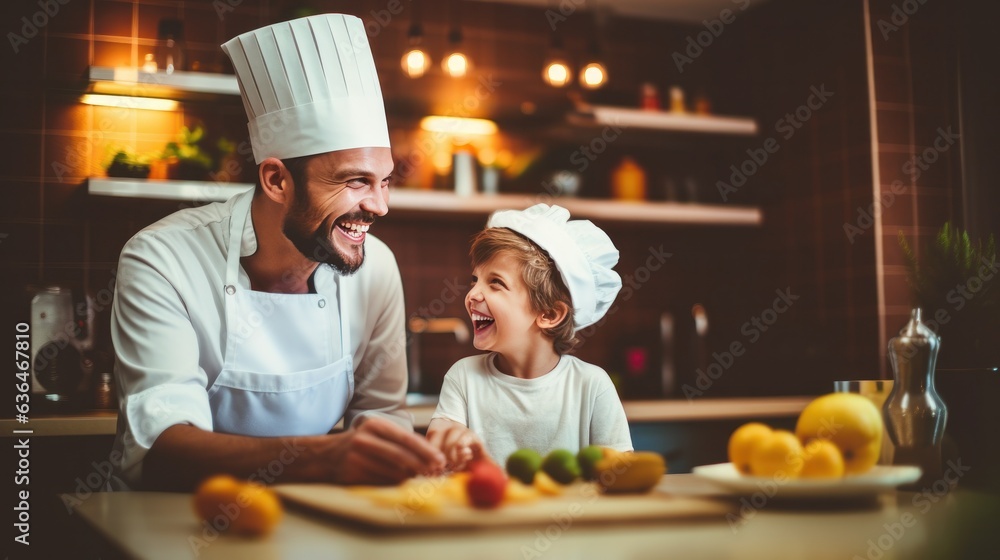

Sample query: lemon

[541,449,581,485]
[749,430,804,479]
[728,422,773,475]
[800,439,846,479]
[506,449,543,484]
[577,445,606,481]
[796,393,883,474]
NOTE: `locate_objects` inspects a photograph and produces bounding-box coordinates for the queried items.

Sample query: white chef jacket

[109,191,410,488]
[432,353,634,465]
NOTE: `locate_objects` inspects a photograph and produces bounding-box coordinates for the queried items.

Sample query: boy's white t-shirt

[431,353,634,464]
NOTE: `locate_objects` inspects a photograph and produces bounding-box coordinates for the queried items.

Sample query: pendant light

[442,0,470,78]
[542,30,572,88]
[401,1,430,78]
[442,27,470,78]
[579,56,607,89]
[579,10,608,89]
[401,22,430,78]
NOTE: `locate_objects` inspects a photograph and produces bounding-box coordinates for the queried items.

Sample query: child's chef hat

[488,204,622,331]
[221,14,390,164]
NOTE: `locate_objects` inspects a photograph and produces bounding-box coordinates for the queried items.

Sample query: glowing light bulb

[580,62,607,89]
[443,52,469,78]
[401,48,430,78]
[543,61,571,87]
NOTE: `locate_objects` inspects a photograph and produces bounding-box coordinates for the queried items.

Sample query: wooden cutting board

[273,478,732,530]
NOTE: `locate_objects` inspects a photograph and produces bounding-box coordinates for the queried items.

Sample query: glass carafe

[884,308,948,487]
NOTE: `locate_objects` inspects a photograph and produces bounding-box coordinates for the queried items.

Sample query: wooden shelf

[389,190,762,226]
[87,66,239,99]
[571,104,758,136]
[87,178,761,226]
[88,177,251,202]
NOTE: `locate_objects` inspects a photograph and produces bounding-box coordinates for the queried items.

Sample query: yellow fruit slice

[594,451,667,493]
[437,472,471,504]
[505,479,541,503]
[799,440,845,478]
[534,471,564,496]
[728,422,773,475]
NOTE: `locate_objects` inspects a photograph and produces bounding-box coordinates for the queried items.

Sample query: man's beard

[282,194,372,276]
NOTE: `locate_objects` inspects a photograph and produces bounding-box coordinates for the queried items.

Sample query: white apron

[208,193,353,436]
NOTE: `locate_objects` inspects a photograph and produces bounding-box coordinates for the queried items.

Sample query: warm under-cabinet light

[420,116,497,136]
[81,94,178,111]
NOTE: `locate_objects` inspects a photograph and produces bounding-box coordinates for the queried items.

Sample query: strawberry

[466,460,508,509]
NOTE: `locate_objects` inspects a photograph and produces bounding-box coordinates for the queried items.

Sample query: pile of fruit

[352,446,668,513]
[728,393,884,479]
[506,446,666,496]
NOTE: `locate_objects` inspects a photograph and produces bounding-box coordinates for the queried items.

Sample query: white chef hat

[221,14,390,164]
[488,204,622,331]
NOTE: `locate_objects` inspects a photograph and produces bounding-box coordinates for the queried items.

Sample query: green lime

[577,445,605,481]
[505,449,543,484]
[542,449,581,485]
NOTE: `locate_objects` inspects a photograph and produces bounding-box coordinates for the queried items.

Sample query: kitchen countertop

[62,474,992,560]
[1,397,811,437]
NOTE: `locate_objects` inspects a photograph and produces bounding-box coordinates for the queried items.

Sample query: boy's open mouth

[471,312,495,332]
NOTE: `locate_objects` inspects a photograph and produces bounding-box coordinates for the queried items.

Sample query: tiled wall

[2,0,961,401]
[864,0,964,373]
[711,0,882,386]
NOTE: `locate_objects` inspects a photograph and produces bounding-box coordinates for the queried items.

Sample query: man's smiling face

[282,147,394,275]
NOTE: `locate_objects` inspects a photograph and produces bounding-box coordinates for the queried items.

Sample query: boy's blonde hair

[470,228,578,354]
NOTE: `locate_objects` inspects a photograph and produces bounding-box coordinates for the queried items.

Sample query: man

[109,14,444,491]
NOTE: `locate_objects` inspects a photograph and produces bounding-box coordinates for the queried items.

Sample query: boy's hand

[426,418,488,472]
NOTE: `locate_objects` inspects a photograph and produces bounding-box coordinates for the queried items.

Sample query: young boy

[427,204,633,469]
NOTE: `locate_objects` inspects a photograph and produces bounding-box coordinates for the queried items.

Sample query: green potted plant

[104,146,152,179]
[162,125,214,181]
[899,222,999,368]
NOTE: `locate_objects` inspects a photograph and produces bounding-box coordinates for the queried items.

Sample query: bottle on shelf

[611,157,647,201]
[669,86,686,113]
[156,19,185,74]
[640,83,660,110]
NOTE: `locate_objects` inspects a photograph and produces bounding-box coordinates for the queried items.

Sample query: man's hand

[144,419,446,491]
[426,418,487,472]
[324,417,447,484]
